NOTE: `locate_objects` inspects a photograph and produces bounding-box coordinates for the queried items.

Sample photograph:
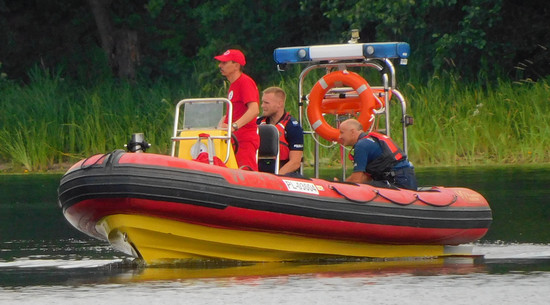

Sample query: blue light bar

[273,42,410,64]
[363,42,410,59]
[273,46,311,63]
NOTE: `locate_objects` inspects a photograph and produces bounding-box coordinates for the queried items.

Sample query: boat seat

[258,124,280,174]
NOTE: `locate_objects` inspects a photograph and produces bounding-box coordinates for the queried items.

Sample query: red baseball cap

[214,49,246,66]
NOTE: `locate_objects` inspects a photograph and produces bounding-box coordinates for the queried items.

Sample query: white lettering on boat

[455,190,484,203]
[282,180,320,195]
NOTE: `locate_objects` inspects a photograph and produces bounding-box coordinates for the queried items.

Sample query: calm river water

[1,166,550,304]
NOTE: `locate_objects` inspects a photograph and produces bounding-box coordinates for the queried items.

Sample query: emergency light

[273,42,410,65]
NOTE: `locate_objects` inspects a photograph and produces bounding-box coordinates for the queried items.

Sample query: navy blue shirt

[352,136,382,173]
[257,114,304,151]
[285,116,304,151]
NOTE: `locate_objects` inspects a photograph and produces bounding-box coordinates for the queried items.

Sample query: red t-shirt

[224,73,259,142]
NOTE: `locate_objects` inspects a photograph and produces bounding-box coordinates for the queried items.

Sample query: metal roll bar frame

[170,98,234,164]
[292,58,411,179]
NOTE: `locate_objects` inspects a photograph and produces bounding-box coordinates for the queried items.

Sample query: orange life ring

[307,70,376,141]
[321,96,361,114]
[320,89,389,114]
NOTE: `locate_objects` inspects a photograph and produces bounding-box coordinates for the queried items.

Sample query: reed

[1,66,549,172]
[268,71,550,167]
[404,77,550,166]
[0,68,178,171]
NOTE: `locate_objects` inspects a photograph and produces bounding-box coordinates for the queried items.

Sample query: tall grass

[0,68,177,171]
[405,76,550,166]
[1,66,549,172]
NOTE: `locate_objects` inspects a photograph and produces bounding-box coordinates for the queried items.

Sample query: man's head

[261,86,286,120]
[339,119,363,146]
[215,49,246,79]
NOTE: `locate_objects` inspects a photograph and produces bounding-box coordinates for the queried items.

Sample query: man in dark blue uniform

[257,86,303,175]
[338,119,417,190]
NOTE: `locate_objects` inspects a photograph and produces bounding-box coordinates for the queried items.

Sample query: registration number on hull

[282,180,319,195]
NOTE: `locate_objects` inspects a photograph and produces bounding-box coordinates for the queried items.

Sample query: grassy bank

[1,68,549,172]
[406,76,550,166]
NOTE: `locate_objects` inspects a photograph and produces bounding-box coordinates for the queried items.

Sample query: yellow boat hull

[96,214,473,265]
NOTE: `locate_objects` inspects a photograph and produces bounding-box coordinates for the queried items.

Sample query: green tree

[0,0,549,84]
[320,0,550,82]
[88,0,140,80]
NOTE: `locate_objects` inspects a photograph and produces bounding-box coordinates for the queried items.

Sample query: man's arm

[279,117,304,175]
[234,102,259,129]
[346,171,371,183]
[279,150,302,175]
[345,137,371,183]
[218,115,228,128]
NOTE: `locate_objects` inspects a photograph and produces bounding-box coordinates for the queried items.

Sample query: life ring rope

[307,70,378,142]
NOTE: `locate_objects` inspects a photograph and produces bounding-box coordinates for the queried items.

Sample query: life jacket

[258,112,292,161]
[350,131,406,180]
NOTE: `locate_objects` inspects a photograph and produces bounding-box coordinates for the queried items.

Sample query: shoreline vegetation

[1,68,549,174]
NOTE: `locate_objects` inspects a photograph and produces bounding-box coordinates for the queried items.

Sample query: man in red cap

[215,49,260,171]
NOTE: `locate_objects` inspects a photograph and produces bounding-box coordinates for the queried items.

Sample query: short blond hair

[262,86,286,103]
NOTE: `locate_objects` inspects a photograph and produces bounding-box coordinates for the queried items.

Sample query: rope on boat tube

[374,189,418,206]
[330,184,379,203]
[332,184,455,207]
[374,190,458,207]
[415,193,458,207]
[79,150,120,170]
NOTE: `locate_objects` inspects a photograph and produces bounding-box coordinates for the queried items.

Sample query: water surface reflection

[1,167,550,305]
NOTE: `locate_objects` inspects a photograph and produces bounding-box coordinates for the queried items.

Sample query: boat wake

[474,242,550,261]
[0,257,124,269]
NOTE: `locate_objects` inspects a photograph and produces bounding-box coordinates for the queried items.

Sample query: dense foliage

[1,0,549,85]
[1,0,550,172]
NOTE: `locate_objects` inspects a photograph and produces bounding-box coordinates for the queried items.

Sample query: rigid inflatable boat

[58,39,492,264]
